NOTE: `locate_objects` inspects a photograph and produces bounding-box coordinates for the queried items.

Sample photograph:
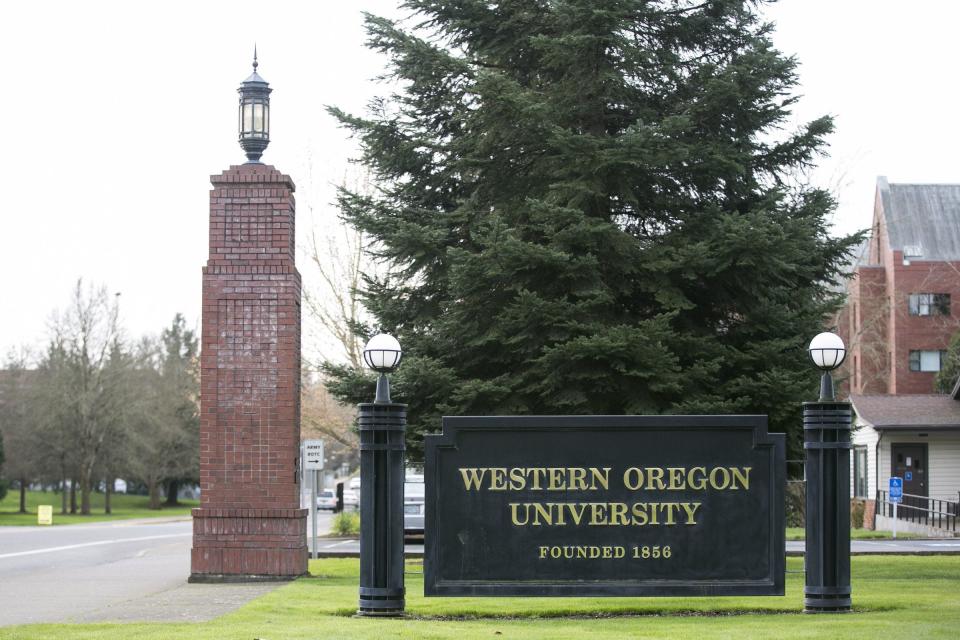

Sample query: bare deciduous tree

[301,373,358,474]
[0,354,41,513]
[49,280,125,514]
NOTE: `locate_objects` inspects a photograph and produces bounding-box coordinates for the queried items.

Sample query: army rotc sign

[424,415,784,596]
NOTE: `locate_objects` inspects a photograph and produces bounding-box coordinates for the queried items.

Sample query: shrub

[851,498,866,529]
[786,481,805,527]
[332,511,360,536]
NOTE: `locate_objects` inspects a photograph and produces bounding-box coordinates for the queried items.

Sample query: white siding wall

[875,432,960,502]
[851,422,880,499]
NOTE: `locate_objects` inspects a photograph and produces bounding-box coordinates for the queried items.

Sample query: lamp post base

[804,589,852,613]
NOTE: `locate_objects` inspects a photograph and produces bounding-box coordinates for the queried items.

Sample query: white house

[850,383,960,534]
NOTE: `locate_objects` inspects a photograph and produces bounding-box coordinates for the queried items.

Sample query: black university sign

[424,415,784,596]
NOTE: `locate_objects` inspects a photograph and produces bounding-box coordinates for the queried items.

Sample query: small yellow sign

[37,505,53,526]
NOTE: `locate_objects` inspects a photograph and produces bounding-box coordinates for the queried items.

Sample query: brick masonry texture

[838,187,960,395]
[861,499,877,530]
[191,163,307,579]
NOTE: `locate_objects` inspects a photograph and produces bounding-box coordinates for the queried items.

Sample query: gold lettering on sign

[458,467,613,491]
[646,467,666,490]
[569,467,587,490]
[548,468,565,490]
[508,502,703,527]
[537,545,628,560]
[688,466,707,490]
[590,468,610,490]
[730,467,751,490]
[470,465,750,529]
[509,467,526,490]
[460,468,486,490]
[510,503,529,526]
[623,467,643,491]
[681,502,700,525]
[489,468,508,490]
[667,467,685,490]
[709,467,730,490]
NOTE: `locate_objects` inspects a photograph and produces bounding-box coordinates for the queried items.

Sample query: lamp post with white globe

[808,331,847,402]
[803,332,852,613]
[357,333,406,617]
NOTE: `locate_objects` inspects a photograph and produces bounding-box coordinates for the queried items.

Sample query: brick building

[836,177,960,533]
[839,177,960,395]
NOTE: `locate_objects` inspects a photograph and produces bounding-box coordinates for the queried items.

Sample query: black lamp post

[803,331,852,613]
[358,333,406,616]
[238,48,271,163]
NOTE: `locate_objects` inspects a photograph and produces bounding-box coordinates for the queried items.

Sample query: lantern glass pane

[264,104,270,134]
[825,349,840,368]
[253,103,264,132]
[811,349,827,368]
[243,103,253,134]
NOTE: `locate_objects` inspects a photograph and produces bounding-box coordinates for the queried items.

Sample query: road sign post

[889,477,903,539]
[303,440,325,559]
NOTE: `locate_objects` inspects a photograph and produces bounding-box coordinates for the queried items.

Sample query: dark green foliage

[785,481,804,527]
[0,431,7,502]
[325,0,862,460]
[934,330,960,393]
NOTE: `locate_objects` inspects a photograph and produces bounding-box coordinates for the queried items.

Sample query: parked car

[316,489,338,511]
[343,489,359,510]
[404,477,425,536]
[404,501,424,536]
[349,477,361,491]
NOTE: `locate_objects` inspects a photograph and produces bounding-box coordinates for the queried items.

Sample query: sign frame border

[424,414,785,597]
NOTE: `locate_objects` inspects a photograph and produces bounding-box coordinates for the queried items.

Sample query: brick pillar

[189,163,308,582]
[863,499,877,530]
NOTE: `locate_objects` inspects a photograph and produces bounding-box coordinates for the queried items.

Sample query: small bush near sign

[425,415,784,597]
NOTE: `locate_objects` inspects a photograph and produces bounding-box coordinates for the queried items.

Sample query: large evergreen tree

[325,0,860,459]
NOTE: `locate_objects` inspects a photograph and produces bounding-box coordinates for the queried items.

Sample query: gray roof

[242,70,268,85]
[878,177,960,260]
[852,394,960,430]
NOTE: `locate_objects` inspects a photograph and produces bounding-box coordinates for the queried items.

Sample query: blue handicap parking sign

[889,477,903,503]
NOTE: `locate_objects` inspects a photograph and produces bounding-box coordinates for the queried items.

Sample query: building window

[853,446,868,498]
[908,293,950,316]
[909,350,948,372]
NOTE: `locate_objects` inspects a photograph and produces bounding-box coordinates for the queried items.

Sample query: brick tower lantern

[189,53,308,582]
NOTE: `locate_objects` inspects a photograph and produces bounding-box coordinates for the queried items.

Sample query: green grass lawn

[0,489,196,526]
[3,556,959,639]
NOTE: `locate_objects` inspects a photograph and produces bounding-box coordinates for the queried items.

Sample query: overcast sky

[2,1,959,362]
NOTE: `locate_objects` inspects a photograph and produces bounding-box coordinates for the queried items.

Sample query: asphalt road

[0,512,329,627]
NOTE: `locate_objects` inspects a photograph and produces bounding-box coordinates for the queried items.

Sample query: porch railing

[876,490,959,533]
